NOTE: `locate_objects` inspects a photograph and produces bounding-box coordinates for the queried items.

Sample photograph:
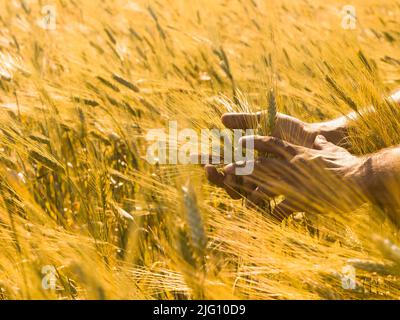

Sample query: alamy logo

[37,5,57,31]
[145,121,255,175]
[341,5,356,30]
[341,265,356,290]
[42,265,57,290]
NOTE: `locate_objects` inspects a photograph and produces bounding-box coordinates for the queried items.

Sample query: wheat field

[0,0,400,300]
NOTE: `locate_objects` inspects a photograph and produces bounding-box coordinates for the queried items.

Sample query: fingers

[205,164,255,199]
[312,135,333,150]
[205,160,304,221]
[222,174,244,199]
[205,165,224,187]
[245,158,289,190]
[240,135,302,159]
[205,157,290,201]
[221,112,262,129]
[205,165,241,199]
[246,186,272,206]
[313,134,349,156]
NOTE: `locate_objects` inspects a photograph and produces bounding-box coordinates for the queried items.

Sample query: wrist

[347,155,376,197]
[307,117,348,146]
[350,148,400,203]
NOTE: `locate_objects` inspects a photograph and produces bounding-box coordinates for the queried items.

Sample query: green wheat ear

[256,89,277,136]
[182,181,207,265]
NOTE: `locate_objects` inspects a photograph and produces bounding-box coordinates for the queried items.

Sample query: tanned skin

[205,90,400,223]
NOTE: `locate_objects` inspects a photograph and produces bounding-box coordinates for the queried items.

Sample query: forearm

[309,89,400,145]
[355,146,400,223]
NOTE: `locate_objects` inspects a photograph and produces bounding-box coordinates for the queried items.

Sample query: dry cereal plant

[0,0,399,302]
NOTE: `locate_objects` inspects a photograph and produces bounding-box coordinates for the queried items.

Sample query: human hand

[205,134,365,219]
[221,111,348,148]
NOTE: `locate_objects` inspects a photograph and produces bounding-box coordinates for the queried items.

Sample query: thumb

[313,135,329,150]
